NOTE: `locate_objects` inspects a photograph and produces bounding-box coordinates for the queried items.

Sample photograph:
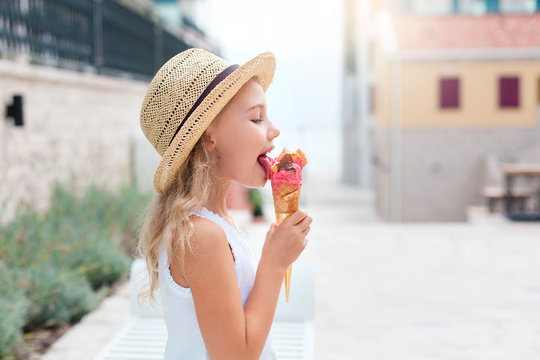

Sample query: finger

[297,215,312,230]
[284,210,307,226]
[300,215,312,225]
[301,226,310,235]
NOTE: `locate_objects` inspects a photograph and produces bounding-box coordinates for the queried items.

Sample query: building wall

[372,34,398,220]
[374,125,540,221]
[398,59,540,221]
[343,0,360,185]
[372,125,392,220]
[0,60,149,224]
[394,0,539,14]
[371,50,540,221]
[342,0,373,188]
[400,60,540,128]
[371,35,395,129]
[400,127,540,221]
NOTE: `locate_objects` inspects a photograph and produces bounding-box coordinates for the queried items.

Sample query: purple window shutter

[499,77,520,108]
[440,78,459,109]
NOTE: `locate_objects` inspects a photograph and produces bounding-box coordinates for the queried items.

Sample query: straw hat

[140,48,276,193]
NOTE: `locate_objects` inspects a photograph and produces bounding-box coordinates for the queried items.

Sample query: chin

[238,166,268,188]
[242,178,266,189]
[238,172,267,188]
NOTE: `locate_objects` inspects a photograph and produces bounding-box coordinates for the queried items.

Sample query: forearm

[242,255,286,358]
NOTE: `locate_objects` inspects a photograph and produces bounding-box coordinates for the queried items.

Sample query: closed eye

[251,119,263,124]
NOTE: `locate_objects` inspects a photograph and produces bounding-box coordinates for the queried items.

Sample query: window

[458,0,487,14]
[440,78,460,109]
[453,0,460,12]
[500,0,535,13]
[486,0,500,12]
[411,0,453,14]
[499,77,520,108]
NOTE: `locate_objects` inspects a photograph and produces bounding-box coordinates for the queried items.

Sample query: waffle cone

[272,183,301,216]
[271,183,300,303]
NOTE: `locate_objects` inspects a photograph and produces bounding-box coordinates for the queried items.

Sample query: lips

[257,154,275,181]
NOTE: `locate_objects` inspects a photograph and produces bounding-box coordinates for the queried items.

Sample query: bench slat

[95,318,313,360]
[95,260,314,360]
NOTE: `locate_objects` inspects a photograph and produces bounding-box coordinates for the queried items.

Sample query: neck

[204,178,231,217]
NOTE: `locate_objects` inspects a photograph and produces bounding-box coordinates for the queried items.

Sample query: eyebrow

[247,104,265,111]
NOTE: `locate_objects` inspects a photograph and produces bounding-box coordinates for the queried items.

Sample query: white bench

[94,259,314,360]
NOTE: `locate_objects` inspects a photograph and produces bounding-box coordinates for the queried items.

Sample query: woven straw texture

[140,48,276,193]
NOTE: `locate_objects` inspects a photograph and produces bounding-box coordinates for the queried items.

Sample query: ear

[202,129,216,152]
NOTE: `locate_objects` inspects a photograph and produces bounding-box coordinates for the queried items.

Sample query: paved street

[43,176,540,359]
[277,176,540,359]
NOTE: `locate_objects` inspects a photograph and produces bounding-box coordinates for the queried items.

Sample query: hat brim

[153,51,276,193]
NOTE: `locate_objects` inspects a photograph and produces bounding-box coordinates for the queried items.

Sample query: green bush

[0,261,29,358]
[249,189,265,217]
[66,233,131,289]
[22,261,100,328]
[0,181,152,358]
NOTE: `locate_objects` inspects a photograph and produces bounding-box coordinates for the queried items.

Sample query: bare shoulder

[185,216,235,265]
[169,216,229,288]
[184,215,236,288]
[189,216,227,251]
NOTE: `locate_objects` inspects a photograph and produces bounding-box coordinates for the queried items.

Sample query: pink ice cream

[258,149,307,187]
[271,161,304,190]
[269,149,307,190]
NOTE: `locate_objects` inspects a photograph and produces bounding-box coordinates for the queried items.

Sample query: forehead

[233,78,266,109]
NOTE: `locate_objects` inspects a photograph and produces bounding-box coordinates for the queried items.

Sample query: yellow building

[371,11,540,221]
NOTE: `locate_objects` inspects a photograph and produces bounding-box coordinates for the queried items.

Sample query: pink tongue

[257,155,274,181]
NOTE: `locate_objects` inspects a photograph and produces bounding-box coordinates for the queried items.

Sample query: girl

[137,48,312,359]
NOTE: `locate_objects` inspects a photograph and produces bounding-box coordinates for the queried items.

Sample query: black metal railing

[0,0,197,78]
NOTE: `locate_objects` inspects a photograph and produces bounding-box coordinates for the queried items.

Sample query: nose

[267,120,280,140]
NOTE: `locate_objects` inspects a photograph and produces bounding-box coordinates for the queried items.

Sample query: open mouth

[257,154,274,181]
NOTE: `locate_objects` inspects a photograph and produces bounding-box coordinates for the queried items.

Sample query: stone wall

[373,126,540,222]
[0,60,150,224]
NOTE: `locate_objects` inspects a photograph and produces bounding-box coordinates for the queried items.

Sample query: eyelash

[251,119,263,124]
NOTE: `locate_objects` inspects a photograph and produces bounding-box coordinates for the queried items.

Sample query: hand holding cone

[269,149,307,302]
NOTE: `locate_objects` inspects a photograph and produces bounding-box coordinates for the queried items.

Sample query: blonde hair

[137,137,214,301]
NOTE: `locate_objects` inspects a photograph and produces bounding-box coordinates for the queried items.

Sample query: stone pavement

[251,176,540,359]
[43,176,540,359]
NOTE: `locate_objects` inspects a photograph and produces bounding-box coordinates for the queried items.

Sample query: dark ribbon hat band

[169,64,240,146]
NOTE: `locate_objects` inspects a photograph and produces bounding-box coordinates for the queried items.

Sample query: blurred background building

[366,0,540,222]
[0,0,217,224]
[343,0,373,188]
[3,0,539,224]
[0,0,345,224]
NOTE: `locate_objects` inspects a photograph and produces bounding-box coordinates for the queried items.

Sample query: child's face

[205,78,280,188]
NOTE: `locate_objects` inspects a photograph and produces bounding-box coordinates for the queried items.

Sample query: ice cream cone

[269,149,307,302]
[273,210,297,302]
[273,198,299,302]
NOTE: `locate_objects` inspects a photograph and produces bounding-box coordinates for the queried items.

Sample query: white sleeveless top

[158,207,275,359]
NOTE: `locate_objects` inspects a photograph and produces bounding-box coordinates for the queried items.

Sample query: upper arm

[183,217,248,359]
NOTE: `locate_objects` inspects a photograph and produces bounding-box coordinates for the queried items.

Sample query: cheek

[216,135,253,172]
[226,124,265,152]
[215,122,266,172]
